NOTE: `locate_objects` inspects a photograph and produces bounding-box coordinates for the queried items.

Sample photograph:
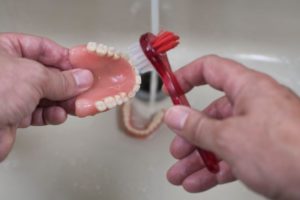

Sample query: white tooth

[87,42,97,52]
[104,97,117,109]
[136,75,141,84]
[114,95,123,105]
[95,101,107,111]
[121,53,129,60]
[128,60,134,67]
[107,47,115,57]
[120,92,129,102]
[113,52,121,60]
[96,44,108,56]
[128,91,136,98]
[134,67,140,75]
[133,84,140,93]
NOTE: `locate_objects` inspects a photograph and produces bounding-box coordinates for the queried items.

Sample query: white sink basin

[1,0,299,199]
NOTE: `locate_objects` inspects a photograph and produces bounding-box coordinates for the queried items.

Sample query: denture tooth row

[107,47,115,57]
[120,92,129,102]
[94,82,142,112]
[86,42,122,59]
[96,44,108,56]
[104,96,117,109]
[113,51,120,60]
[121,102,164,137]
[95,92,128,112]
[87,42,97,52]
[95,101,107,111]
[135,75,141,85]
[114,95,122,105]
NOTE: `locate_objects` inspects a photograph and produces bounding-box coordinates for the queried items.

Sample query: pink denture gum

[69,43,141,117]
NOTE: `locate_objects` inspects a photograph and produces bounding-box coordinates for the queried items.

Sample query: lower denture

[119,101,164,138]
[69,42,141,117]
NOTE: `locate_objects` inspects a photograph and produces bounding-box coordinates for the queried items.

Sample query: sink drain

[135,72,166,101]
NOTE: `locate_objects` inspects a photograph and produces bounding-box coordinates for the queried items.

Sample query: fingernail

[165,106,190,131]
[72,69,93,89]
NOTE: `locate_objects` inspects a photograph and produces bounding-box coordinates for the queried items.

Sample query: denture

[120,101,164,138]
[69,42,141,117]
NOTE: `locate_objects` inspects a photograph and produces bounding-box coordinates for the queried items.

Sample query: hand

[164,55,300,200]
[0,33,94,162]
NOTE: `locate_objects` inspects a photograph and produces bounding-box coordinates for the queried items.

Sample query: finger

[216,161,236,184]
[0,127,16,162]
[57,97,76,115]
[43,106,67,125]
[170,136,195,159]
[182,161,235,193]
[30,107,47,125]
[172,55,254,101]
[38,99,57,107]
[183,168,216,193]
[31,106,67,126]
[164,105,236,155]
[42,68,93,101]
[0,33,71,70]
[167,151,204,185]
[38,97,76,115]
[202,96,233,119]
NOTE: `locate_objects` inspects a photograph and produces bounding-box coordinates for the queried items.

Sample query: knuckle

[202,54,221,66]
[246,71,277,89]
[279,85,298,99]
[234,71,278,101]
[203,54,220,61]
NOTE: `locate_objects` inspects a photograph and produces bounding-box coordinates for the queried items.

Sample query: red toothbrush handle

[165,72,220,173]
[139,32,219,173]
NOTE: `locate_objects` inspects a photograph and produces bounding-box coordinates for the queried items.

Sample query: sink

[0,0,299,199]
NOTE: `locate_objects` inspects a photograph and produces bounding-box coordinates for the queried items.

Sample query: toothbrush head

[151,31,180,53]
[139,31,179,77]
[128,31,180,75]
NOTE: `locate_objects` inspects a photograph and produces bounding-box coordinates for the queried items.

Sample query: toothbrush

[128,31,220,173]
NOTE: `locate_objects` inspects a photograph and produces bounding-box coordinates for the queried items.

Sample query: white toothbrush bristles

[128,42,154,74]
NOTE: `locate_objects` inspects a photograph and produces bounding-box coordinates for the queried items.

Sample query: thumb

[164,106,224,153]
[43,68,94,100]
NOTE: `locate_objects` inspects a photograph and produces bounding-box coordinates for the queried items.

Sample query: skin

[0,33,94,162]
[164,55,300,200]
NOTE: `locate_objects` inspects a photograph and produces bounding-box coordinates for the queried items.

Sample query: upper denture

[69,42,141,117]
